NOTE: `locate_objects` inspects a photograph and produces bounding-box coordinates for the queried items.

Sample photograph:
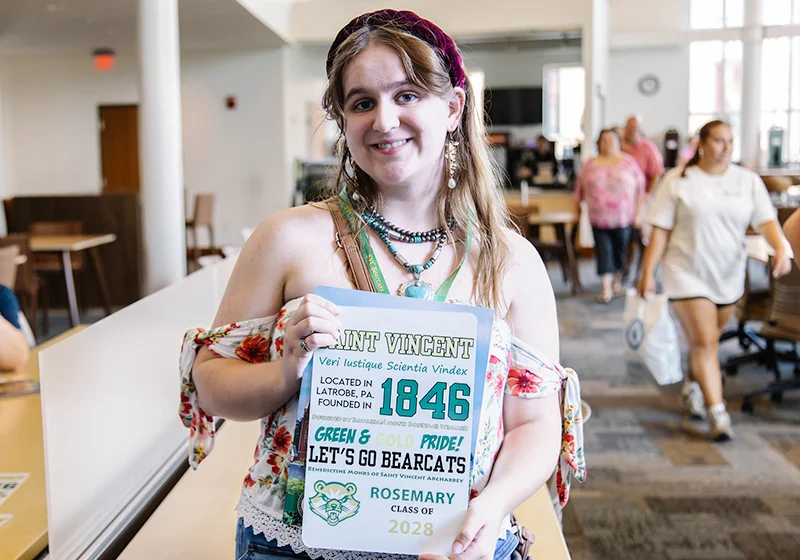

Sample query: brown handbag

[510,513,536,560]
[327,199,376,293]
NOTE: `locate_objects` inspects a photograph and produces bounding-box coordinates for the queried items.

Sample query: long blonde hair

[322,26,512,310]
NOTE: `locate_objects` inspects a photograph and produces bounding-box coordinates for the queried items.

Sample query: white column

[0,66,6,235]
[582,0,610,161]
[138,0,186,293]
[740,0,764,168]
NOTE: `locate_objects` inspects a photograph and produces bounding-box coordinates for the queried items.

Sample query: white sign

[298,301,488,555]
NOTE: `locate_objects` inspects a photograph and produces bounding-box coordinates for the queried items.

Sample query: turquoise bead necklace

[360,208,455,299]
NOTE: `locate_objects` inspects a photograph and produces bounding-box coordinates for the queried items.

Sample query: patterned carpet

[552,260,800,560]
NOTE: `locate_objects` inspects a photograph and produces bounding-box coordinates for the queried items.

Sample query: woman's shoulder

[726,163,761,183]
[250,201,334,252]
[620,153,640,168]
[662,166,686,184]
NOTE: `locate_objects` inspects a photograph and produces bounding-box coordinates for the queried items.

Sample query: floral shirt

[574,155,646,229]
[179,297,585,560]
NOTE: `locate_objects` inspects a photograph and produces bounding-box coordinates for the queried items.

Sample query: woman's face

[341,45,464,190]
[598,132,620,156]
[700,125,733,165]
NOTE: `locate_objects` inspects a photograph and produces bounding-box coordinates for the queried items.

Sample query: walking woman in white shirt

[637,120,792,441]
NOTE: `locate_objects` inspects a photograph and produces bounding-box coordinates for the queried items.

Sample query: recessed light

[46,4,66,12]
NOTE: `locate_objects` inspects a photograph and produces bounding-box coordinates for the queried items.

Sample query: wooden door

[99,105,140,194]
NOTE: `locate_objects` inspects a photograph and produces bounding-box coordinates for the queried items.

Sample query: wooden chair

[185,193,216,263]
[0,234,46,336]
[0,245,20,288]
[29,221,87,330]
[740,261,800,412]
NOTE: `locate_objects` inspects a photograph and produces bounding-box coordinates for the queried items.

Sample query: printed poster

[0,473,29,507]
[288,287,493,555]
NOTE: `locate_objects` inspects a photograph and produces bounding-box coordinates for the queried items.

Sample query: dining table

[0,326,87,560]
[30,234,116,327]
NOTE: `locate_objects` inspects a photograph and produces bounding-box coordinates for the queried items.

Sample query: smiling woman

[181,8,585,560]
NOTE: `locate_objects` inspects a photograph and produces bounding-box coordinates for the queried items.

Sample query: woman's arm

[435,234,562,560]
[192,209,340,421]
[637,226,670,297]
[0,314,29,371]
[757,219,792,278]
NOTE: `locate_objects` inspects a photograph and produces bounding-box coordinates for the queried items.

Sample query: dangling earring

[347,152,361,201]
[698,148,704,158]
[447,131,459,189]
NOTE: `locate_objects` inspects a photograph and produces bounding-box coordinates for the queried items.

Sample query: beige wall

[289,0,589,43]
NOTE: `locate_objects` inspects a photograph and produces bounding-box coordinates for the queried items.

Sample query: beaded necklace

[338,189,471,302]
[361,208,454,299]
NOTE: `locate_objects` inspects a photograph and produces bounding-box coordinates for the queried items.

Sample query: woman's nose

[373,101,399,133]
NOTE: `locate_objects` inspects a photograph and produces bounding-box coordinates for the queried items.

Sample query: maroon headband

[326,9,467,89]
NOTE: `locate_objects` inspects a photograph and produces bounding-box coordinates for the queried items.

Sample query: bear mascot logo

[308,480,361,526]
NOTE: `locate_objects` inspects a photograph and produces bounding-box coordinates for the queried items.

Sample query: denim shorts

[235,518,519,560]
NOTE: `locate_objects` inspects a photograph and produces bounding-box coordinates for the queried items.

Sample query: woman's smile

[373,138,411,155]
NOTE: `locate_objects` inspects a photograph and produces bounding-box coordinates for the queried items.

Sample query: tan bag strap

[327,199,376,293]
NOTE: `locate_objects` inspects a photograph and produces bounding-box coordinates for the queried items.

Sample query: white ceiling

[0,0,286,56]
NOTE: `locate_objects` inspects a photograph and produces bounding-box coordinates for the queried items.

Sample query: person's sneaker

[708,403,734,442]
[681,381,707,420]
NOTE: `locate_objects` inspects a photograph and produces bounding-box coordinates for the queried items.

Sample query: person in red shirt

[622,115,665,194]
[621,115,666,281]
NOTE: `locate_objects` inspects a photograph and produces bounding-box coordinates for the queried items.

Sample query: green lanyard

[338,188,472,303]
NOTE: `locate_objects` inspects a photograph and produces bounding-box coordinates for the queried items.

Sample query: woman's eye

[352,99,373,111]
[398,92,418,103]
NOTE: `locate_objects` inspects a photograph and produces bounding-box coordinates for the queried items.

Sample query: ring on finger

[299,338,312,353]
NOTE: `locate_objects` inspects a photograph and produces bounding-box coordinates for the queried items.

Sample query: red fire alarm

[225,95,237,110]
[93,48,115,72]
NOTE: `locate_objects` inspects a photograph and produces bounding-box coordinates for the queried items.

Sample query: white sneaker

[681,381,707,420]
[708,403,734,442]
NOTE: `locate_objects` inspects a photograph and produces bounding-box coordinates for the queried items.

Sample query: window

[542,65,585,150]
[763,0,800,25]
[760,37,800,164]
[690,0,744,29]
[689,40,743,160]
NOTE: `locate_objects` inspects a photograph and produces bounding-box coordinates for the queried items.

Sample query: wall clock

[637,74,660,97]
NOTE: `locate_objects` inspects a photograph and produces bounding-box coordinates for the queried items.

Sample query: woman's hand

[636,273,656,299]
[772,249,792,278]
[419,495,505,560]
[282,294,340,383]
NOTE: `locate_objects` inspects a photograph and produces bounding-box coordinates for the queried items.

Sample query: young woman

[574,128,646,303]
[179,10,584,560]
[637,120,791,442]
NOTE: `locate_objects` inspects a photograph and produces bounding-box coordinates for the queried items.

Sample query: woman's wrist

[470,485,515,521]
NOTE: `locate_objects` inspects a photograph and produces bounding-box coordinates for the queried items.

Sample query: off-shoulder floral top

[179,297,585,560]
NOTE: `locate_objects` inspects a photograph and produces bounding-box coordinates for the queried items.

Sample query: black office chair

[740,261,800,413]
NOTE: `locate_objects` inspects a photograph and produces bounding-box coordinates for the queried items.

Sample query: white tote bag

[623,289,683,385]
[578,201,595,249]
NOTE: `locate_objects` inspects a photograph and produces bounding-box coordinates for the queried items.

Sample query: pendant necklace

[361,208,455,299]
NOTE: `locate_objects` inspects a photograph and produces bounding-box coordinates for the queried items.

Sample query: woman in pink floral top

[574,128,646,303]
[180,9,585,560]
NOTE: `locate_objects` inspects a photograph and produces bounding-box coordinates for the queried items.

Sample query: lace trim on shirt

[237,493,514,560]
[237,494,415,560]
